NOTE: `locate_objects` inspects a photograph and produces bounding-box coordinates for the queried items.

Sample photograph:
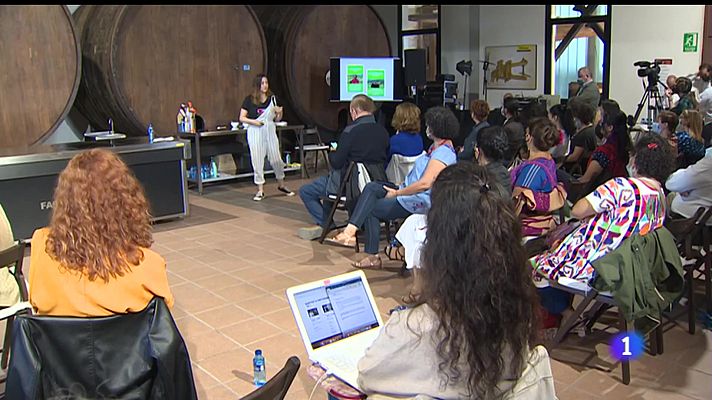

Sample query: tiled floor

[116,173,712,399]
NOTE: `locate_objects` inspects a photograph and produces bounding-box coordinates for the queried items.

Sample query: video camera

[634,60,661,86]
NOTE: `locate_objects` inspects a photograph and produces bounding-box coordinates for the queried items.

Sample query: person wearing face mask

[563,101,597,175]
[675,109,706,169]
[487,92,513,127]
[569,67,600,113]
[577,111,632,192]
[654,111,679,150]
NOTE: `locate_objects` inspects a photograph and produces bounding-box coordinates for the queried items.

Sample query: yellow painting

[485,45,537,90]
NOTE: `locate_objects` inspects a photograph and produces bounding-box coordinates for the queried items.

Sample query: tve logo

[40,201,55,210]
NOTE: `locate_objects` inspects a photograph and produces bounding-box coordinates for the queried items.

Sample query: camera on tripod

[634,60,662,85]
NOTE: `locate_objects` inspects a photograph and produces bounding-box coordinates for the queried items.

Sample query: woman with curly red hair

[29,149,174,316]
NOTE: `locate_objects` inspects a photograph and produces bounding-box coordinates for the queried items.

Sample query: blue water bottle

[147,123,154,143]
[253,349,266,387]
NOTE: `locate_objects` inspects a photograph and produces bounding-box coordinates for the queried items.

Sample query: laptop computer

[286,270,384,391]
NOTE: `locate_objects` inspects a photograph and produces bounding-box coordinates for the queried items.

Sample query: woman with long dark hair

[548,104,575,159]
[358,162,551,399]
[239,73,294,201]
[577,110,632,188]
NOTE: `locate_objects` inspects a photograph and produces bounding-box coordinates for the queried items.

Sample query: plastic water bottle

[253,349,266,387]
[147,123,154,143]
[285,152,291,165]
[210,158,218,178]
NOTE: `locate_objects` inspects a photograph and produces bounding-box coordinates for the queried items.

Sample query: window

[545,5,611,100]
[398,5,441,83]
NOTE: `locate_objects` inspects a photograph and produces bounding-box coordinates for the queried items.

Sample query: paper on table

[275,121,288,127]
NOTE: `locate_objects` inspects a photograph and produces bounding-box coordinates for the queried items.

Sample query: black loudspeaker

[404,49,427,88]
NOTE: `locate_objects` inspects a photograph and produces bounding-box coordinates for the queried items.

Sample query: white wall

[609,5,704,118]
[441,5,479,102]
[478,5,546,110]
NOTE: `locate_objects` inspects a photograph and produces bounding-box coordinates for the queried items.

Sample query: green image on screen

[367,70,385,97]
[347,65,364,92]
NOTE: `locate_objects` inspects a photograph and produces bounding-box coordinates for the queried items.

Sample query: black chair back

[240,356,300,400]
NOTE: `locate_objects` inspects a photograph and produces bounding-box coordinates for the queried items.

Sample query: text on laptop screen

[293,277,380,349]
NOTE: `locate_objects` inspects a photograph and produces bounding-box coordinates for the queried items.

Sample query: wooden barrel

[73,5,267,136]
[252,6,392,134]
[0,6,81,148]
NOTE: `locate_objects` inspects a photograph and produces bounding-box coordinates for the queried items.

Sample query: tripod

[480,60,491,103]
[628,79,667,129]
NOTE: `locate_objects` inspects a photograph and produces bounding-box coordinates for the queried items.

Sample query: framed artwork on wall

[485,44,537,90]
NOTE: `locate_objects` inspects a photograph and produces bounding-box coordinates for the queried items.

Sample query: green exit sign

[683,32,698,52]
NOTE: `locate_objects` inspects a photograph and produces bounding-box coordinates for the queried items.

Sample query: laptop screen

[292,276,380,350]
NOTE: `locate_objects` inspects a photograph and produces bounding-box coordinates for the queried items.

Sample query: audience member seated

[568,67,600,112]
[530,135,676,323]
[297,94,390,241]
[577,111,632,190]
[458,99,490,161]
[655,110,679,149]
[502,98,526,167]
[510,118,566,238]
[548,104,576,160]
[676,109,706,168]
[666,146,712,224]
[325,106,459,269]
[29,149,174,317]
[386,102,424,166]
[665,74,680,110]
[358,162,555,399]
[0,203,20,307]
[562,100,597,175]
[487,92,513,127]
[476,126,513,196]
[671,76,699,117]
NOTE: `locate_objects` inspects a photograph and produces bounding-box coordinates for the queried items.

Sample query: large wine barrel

[73,5,267,136]
[252,6,392,134]
[0,6,81,148]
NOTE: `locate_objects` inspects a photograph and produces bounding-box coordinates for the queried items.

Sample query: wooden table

[178,124,305,195]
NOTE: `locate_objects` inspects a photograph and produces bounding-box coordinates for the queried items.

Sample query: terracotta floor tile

[213,283,269,303]
[237,294,289,317]
[175,315,213,337]
[249,273,300,294]
[658,367,712,400]
[550,359,587,385]
[193,304,254,330]
[197,347,254,384]
[173,287,227,314]
[571,369,625,395]
[262,308,299,334]
[245,331,307,364]
[229,266,281,282]
[185,330,241,362]
[674,348,712,376]
[201,384,238,400]
[190,363,221,391]
[219,317,283,346]
[192,272,244,292]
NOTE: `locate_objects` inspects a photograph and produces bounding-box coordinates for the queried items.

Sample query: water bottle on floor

[253,349,266,387]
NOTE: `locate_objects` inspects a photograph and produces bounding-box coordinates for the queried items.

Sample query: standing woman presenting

[240,73,295,201]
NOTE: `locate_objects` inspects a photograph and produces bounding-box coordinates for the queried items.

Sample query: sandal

[351,255,383,270]
[384,244,406,262]
[324,232,357,248]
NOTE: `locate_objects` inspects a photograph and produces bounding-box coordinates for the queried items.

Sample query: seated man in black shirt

[562,100,597,175]
[487,92,513,127]
[297,94,390,240]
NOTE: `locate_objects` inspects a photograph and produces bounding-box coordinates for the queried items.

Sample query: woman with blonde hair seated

[676,109,706,168]
[29,149,174,316]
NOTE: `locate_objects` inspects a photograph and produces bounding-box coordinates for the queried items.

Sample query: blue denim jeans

[298,175,333,226]
[349,181,411,254]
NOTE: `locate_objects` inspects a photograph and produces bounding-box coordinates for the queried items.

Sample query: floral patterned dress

[531,177,665,283]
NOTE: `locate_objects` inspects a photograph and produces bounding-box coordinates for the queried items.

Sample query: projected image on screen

[337,57,396,102]
[347,65,364,92]
[367,70,385,97]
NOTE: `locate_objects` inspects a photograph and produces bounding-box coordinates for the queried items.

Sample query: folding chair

[385,152,423,186]
[664,206,710,334]
[296,128,331,179]
[0,242,31,372]
[318,162,359,252]
[546,275,663,385]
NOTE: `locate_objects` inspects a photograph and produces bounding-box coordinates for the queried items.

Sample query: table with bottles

[177,124,306,195]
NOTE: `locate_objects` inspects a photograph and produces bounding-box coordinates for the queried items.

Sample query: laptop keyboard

[323,352,361,372]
